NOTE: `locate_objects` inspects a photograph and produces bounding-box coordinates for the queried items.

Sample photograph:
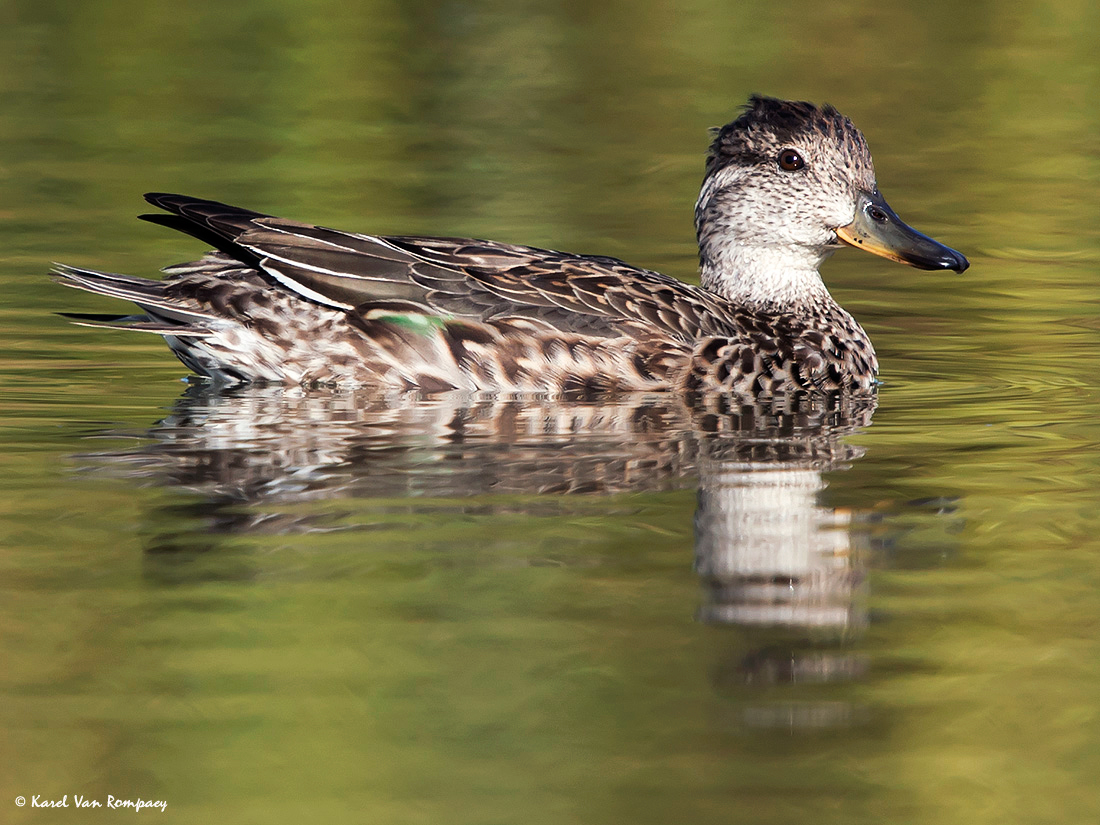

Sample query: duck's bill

[836,189,969,272]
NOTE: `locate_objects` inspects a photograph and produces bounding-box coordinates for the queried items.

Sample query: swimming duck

[55,95,968,394]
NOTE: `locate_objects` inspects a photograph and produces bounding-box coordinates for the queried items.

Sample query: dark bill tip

[901,240,969,273]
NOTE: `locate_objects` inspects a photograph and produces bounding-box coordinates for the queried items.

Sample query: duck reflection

[78,385,877,726]
[695,451,866,633]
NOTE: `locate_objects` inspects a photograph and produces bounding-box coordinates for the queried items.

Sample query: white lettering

[31,795,69,808]
[105,795,167,812]
[29,793,165,812]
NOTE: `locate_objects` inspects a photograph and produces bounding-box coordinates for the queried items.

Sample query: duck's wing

[142,193,735,343]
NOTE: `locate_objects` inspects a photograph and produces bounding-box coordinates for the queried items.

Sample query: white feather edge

[257,257,354,310]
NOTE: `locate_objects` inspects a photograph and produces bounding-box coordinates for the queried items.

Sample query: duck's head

[696,95,968,308]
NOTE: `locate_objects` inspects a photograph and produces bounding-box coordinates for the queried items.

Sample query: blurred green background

[2,1,1099,823]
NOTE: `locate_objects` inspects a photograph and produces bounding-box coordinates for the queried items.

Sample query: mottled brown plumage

[54,96,968,395]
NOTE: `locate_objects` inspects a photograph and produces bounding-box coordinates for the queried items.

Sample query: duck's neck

[698,241,838,313]
[694,172,840,314]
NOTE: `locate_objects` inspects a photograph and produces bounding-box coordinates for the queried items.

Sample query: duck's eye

[778,149,805,171]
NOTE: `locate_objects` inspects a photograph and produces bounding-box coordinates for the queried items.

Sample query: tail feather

[52,262,161,290]
[57,313,212,336]
[52,263,217,328]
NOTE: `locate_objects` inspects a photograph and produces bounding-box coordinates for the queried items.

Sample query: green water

[3,1,1100,823]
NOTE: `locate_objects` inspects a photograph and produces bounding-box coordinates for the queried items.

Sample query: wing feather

[134,194,740,343]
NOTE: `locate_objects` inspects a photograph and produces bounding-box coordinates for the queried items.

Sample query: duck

[55,95,968,395]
